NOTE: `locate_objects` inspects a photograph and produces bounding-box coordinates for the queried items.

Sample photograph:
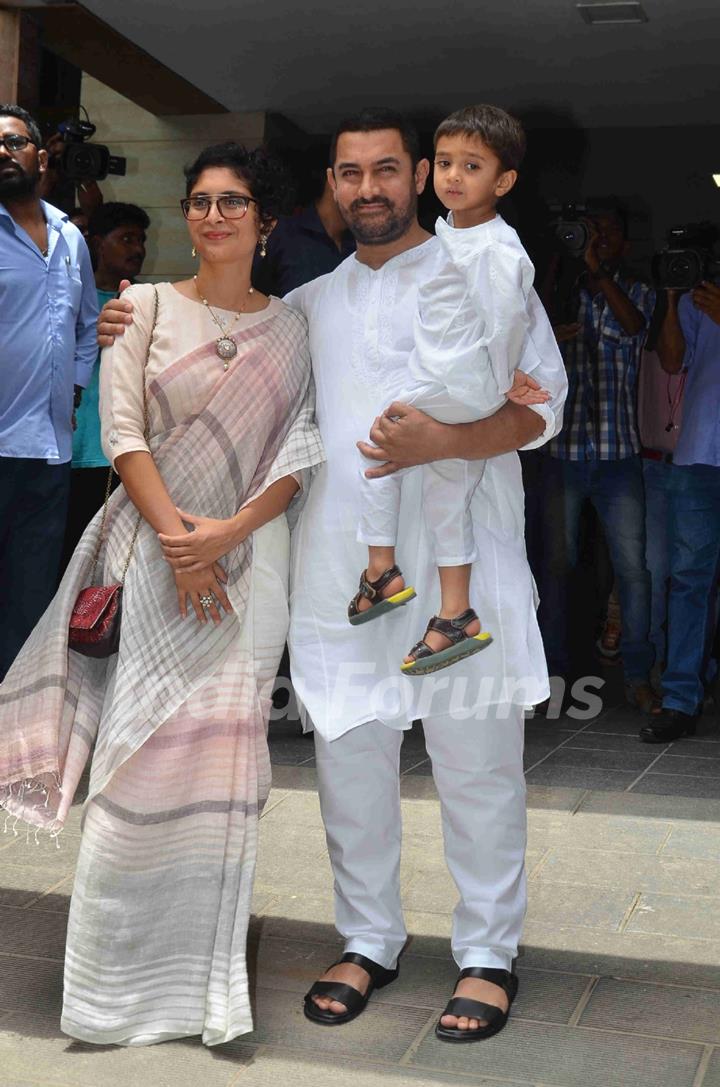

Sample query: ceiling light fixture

[576,2,649,24]
[713,174,720,188]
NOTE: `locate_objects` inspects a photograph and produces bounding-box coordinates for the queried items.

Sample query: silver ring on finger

[199,594,214,609]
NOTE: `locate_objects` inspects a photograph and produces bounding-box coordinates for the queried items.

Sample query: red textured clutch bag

[68,584,123,658]
[66,287,157,661]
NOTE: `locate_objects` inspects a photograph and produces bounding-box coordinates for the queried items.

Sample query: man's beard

[341,192,417,246]
[0,163,39,201]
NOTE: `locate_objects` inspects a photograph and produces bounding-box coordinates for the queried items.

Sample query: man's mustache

[350,197,394,213]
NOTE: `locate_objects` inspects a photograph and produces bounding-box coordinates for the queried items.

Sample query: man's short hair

[0,104,42,148]
[87,202,150,238]
[434,105,526,173]
[330,108,421,169]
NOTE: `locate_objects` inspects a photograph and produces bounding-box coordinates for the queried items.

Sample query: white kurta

[286,238,568,742]
[357,213,544,565]
[408,213,536,404]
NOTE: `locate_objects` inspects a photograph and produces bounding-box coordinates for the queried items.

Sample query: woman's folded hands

[160,508,248,623]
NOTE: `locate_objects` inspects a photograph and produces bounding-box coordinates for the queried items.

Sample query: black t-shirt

[251,204,355,296]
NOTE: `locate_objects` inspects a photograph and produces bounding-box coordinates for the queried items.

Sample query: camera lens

[669,256,690,278]
[74,149,93,174]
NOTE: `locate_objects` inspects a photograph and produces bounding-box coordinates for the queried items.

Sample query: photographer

[639,279,720,743]
[38,131,103,221]
[0,104,97,680]
[540,205,656,713]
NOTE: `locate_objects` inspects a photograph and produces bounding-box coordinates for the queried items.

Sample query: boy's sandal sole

[401,632,493,675]
[348,587,417,626]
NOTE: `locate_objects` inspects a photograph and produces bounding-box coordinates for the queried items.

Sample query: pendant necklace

[193,275,254,370]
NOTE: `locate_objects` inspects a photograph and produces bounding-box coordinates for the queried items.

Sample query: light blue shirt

[675,291,720,468]
[0,199,98,464]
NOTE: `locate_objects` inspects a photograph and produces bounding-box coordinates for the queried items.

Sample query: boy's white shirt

[284,231,568,741]
[407,213,537,409]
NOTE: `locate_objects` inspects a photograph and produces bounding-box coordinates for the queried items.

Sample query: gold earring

[191,246,197,258]
[259,236,267,258]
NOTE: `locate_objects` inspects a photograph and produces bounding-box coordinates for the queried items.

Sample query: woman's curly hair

[184,142,294,232]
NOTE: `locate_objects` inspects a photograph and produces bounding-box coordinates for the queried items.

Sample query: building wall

[80,74,265,281]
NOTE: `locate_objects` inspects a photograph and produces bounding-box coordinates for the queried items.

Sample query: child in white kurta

[349,106,548,674]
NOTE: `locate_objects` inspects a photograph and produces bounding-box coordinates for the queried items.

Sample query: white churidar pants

[357,387,501,567]
[313,703,527,972]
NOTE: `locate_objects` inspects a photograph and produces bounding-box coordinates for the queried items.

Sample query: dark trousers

[60,466,117,576]
[0,457,71,680]
[662,463,720,714]
[539,454,653,683]
[519,449,548,591]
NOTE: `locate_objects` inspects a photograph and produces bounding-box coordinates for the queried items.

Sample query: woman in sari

[0,142,324,1046]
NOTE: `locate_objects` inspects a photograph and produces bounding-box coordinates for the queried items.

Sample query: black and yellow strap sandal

[400,608,492,675]
[435,966,518,1043]
[303,951,399,1026]
[348,564,417,626]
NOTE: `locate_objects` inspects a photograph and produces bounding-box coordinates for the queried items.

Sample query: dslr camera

[549,202,591,258]
[59,118,127,182]
[652,222,720,290]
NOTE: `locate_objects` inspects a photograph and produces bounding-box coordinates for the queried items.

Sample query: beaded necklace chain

[193,275,254,370]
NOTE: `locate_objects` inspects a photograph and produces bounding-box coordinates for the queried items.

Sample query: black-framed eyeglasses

[180,194,257,221]
[0,134,36,152]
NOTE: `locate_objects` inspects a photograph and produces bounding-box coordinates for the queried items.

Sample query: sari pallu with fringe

[0,290,324,1045]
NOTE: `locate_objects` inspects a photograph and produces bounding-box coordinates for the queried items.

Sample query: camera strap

[664,371,686,433]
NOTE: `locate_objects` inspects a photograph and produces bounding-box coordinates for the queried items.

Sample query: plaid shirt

[549,272,656,461]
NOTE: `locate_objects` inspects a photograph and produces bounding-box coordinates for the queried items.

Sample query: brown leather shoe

[625,681,661,716]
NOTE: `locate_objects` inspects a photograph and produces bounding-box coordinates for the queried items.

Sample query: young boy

[347,104,549,674]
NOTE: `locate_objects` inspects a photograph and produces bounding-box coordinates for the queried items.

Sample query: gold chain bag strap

[68,287,159,658]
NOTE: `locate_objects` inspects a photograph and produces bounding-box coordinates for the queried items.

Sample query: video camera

[652,222,720,290]
[549,202,591,259]
[58,117,126,182]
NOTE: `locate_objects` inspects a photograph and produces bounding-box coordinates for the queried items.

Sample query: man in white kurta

[286,113,567,1033]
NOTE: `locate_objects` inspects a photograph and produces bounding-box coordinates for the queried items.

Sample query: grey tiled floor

[1,674,719,1087]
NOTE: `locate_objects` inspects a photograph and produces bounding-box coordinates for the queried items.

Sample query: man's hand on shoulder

[97,278,134,347]
[692,281,720,327]
[357,402,448,479]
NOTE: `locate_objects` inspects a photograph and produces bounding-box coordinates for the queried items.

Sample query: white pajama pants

[357,386,500,567]
[313,703,527,971]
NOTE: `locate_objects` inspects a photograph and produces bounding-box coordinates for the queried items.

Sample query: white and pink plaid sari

[0,292,323,1045]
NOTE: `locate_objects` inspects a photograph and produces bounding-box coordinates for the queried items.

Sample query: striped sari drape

[0,296,323,1045]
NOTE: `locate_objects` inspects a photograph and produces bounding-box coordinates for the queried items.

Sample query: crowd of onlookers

[524,206,720,745]
[1,102,719,744]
